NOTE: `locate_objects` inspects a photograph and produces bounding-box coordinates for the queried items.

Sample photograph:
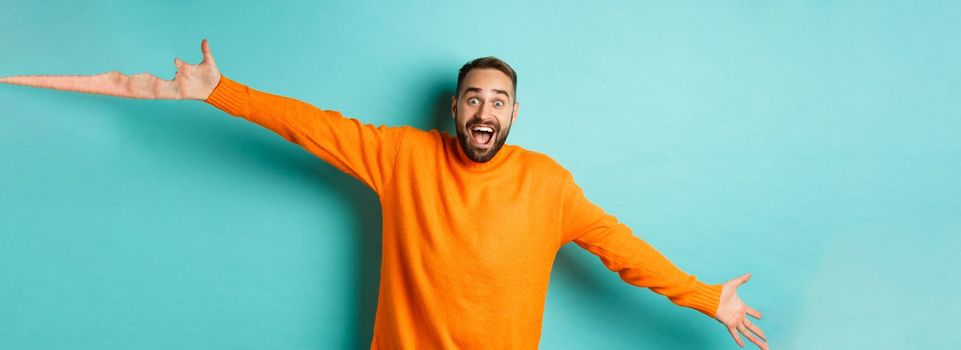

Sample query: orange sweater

[205,76,722,349]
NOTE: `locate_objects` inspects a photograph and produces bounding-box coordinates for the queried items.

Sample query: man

[1,39,768,349]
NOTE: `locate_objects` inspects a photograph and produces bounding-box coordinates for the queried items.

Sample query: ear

[511,101,519,123]
[450,95,457,120]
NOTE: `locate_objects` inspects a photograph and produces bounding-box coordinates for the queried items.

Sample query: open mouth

[469,124,496,148]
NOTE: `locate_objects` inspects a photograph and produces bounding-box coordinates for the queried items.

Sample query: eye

[494,101,504,108]
[468,98,480,105]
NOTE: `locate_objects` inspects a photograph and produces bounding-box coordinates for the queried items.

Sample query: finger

[201,38,216,65]
[746,305,763,320]
[738,273,751,286]
[738,323,767,350]
[743,318,767,342]
[0,72,142,96]
[129,72,178,99]
[728,326,744,348]
[174,58,186,69]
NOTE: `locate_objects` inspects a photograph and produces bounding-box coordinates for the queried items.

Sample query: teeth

[472,126,494,133]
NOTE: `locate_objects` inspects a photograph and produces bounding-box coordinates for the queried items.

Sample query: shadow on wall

[552,244,717,348]
[411,70,457,136]
[90,95,384,348]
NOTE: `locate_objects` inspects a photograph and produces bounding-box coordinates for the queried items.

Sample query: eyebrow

[464,87,511,99]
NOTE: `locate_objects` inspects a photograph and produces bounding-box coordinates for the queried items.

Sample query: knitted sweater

[204,75,722,349]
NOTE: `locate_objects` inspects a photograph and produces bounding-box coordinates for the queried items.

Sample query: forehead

[460,68,514,96]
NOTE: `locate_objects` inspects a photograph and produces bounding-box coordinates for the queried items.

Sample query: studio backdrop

[1,1,958,349]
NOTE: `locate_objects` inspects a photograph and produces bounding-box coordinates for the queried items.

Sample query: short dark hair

[456,56,517,100]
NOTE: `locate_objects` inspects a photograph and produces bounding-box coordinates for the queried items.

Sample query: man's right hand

[171,39,221,100]
[0,39,221,100]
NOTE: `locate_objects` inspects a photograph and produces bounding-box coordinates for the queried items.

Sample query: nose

[475,100,494,119]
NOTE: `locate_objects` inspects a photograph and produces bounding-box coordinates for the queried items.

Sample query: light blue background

[2,1,959,349]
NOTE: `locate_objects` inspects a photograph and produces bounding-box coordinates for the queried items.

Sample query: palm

[715,273,769,349]
[172,39,221,100]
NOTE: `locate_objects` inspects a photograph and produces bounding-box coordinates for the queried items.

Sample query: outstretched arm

[1,39,406,195]
[0,39,221,100]
[559,174,769,349]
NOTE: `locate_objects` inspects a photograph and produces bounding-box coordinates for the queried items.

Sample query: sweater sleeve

[204,75,406,195]
[559,173,722,318]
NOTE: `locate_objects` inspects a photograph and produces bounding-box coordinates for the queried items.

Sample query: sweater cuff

[204,75,248,115]
[683,282,723,318]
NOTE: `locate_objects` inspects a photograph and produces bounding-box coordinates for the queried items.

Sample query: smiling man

[453,59,518,163]
[1,40,768,349]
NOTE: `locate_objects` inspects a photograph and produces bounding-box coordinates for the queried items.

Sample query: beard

[456,116,512,163]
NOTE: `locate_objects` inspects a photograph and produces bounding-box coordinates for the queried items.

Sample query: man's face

[452,68,519,163]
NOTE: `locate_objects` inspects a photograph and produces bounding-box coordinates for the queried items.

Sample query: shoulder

[389,127,458,158]
[387,126,442,146]
[511,146,574,179]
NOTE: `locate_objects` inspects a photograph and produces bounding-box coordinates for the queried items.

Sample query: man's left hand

[715,273,769,349]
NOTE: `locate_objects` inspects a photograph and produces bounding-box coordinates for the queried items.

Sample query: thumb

[174,58,186,69]
[201,38,216,65]
[738,272,752,286]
